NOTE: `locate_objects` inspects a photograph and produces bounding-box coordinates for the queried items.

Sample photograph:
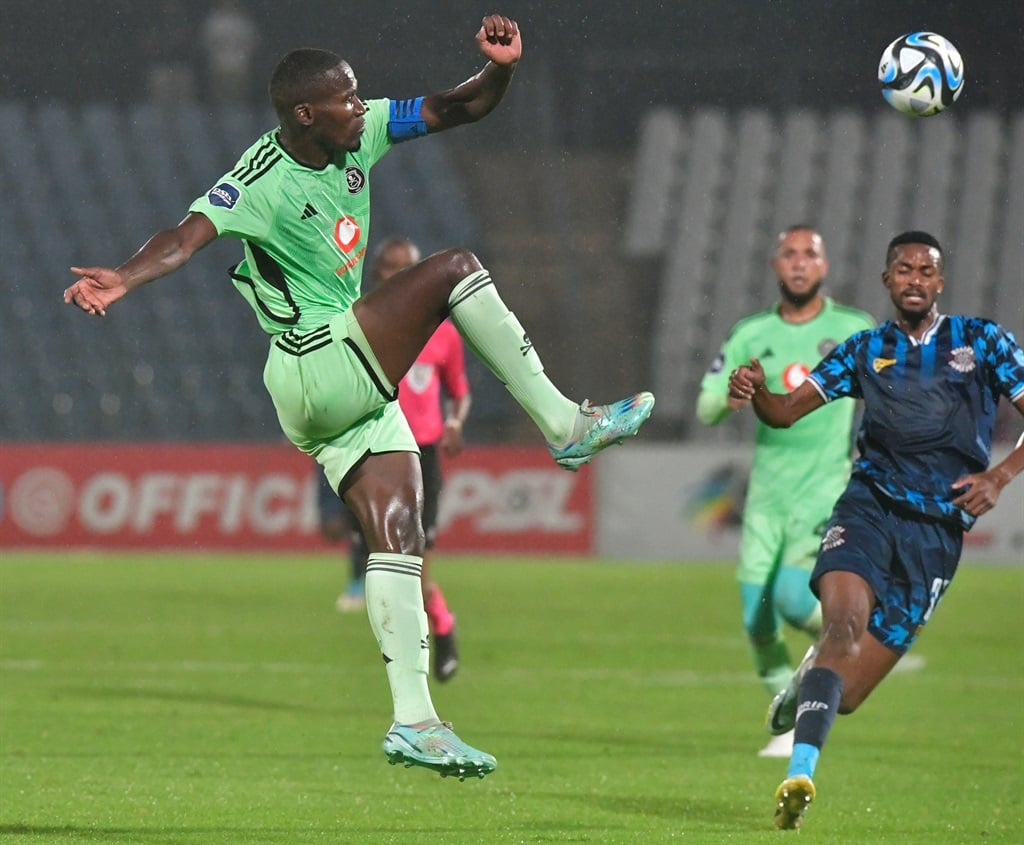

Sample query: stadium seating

[626,106,1024,438]
[1,101,1019,443]
[0,101,479,442]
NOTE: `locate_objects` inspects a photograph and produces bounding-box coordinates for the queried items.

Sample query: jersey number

[923,577,951,623]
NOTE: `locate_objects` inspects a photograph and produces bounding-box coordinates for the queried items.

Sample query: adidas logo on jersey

[300,203,319,220]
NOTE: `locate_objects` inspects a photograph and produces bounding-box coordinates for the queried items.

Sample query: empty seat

[817,110,868,306]
[993,114,1024,329]
[712,110,775,341]
[624,108,686,258]
[653,109,729,421]
[946,112,1003,318]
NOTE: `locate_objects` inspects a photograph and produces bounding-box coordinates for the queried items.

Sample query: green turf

[1,553,1020,844]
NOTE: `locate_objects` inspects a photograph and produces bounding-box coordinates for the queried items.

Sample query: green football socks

[753,637,793,697]
[365,553,438,725]
[448,270,578,446]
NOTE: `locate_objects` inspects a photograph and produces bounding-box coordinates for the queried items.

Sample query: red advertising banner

[437,446,593,553]
[0,444,592,553]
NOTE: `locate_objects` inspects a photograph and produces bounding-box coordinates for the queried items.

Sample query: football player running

[730,231,1024,829]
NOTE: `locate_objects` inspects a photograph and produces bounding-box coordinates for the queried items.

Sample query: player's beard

[779,279,821,308]
[896,298,937,324]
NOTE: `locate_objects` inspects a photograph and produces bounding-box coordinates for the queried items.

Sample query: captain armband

[388,97,427,142]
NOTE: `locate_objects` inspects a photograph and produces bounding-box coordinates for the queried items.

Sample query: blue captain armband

[388,97,428,141]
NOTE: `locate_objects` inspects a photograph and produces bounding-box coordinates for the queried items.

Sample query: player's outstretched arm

[696,380,749,426]
[64,213,219,316]
[728,358,823,428]
[695,337,750,425]
[420,14,522,132]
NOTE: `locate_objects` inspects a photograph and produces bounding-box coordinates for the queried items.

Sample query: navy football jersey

[808,315,1024,530]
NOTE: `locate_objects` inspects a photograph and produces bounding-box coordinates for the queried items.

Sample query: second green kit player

[696,226,874,757]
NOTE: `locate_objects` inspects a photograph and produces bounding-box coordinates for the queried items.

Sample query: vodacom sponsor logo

[782,362,811,392]
[333,215,360,254]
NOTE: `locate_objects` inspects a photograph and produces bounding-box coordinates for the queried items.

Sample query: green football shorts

[737,507,828,584]
[263,308,418,494]
[737,468,849,584]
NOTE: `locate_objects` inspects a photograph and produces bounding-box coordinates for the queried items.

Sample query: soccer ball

[878,32,964,117]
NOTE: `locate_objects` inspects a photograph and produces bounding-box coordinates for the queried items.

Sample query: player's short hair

[776,224,824,246]
[269,48,345,116]
[780,223,819,237]
[373,235,420,261]
[370,236,421,284]
[886,231,945,268]
[775,224,826,259]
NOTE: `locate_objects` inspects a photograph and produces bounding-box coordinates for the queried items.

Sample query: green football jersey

[697,298,875,510]
[189,98,394,334]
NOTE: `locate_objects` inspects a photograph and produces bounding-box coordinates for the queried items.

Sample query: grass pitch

[1,553,1020,844]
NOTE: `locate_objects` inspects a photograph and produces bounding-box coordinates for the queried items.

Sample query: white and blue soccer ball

[878,32,964,117]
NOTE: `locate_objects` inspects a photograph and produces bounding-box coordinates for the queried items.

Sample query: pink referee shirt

[398,319,469,446]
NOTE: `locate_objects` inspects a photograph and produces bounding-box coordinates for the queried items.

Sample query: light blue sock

[786,666,843,780]
[788,742,820,779]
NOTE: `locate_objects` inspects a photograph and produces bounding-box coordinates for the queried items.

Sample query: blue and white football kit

[807,315,1024,652]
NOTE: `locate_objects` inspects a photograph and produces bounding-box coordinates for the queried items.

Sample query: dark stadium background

[5,1,1021,128]
[1,0,1021,445]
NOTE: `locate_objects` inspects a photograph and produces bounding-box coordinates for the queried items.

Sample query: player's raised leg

[353,248,654,470]
[446,268,653,469]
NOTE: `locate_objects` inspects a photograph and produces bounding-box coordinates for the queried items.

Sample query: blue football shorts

[810,476,963,655]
